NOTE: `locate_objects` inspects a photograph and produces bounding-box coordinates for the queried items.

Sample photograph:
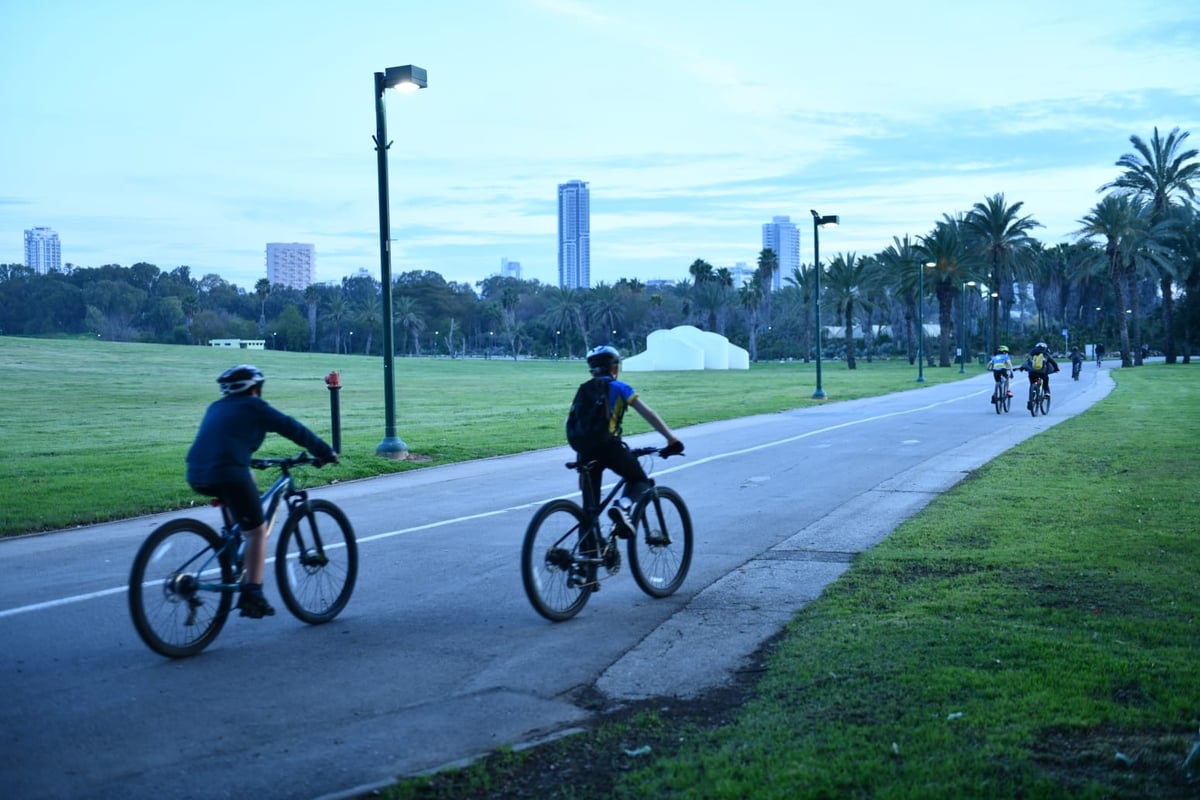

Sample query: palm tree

[304,285,320,351]
[254,278,271,333]
[1075,194,1142,367]
[876,235,924,365]
[586,284,625,346]
[1100,126,1200,363]
[737,279,764,361]
[919,216,972,367]
[784,265,815,361]
[822,252,871,369]
[356,292,381,355]
[322,293,351,354]
[392,294,424,355]
[963,194,1042,353]
[543,287,588,355]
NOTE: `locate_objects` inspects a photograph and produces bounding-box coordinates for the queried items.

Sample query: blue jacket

[186,393,335,487]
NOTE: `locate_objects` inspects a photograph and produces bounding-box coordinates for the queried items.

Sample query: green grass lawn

[0,336,968,535]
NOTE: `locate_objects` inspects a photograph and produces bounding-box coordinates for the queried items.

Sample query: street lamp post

[810,210,839,399]
[917,261,934,382]
[373,64,427,459]
[959,280,976,373]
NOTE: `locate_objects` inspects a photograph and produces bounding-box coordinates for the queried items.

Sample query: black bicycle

[1027,375,1051,417]
[129,453,357,658]
[990,371,1012,414]
[521,446,692,622]
[1071,359,1082,380]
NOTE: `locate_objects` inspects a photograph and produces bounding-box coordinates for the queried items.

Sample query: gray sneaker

[607,505,635,539]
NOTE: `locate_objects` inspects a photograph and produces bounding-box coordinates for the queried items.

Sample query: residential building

[557,180,590,289]
[760,216,800,291]
[24,227,61,274]
[500,258,522,280]
[265,243,315,290]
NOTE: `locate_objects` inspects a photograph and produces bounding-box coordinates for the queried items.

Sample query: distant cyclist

[1095,343,1106,366]
[986,345,1014,397]
[1018,342,1059,408]
[1069,346,1083,379]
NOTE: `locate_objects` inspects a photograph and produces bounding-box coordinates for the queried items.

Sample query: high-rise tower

[557,180,590,289]
[761,216,800,291]
[24,227,61,274]
[265,243,315,290]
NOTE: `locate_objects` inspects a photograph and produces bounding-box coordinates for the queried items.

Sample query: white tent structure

[622,325,749,371]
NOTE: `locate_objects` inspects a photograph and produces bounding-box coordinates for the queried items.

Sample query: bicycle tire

[521,499,593,621]
[1002,390,1011,413]
[993,388,1002,414]
[1028,385,1040,417]
[1041,393,1051,415]
[129,518,233,658]
[628,486,693,598]
[275,499,358,624]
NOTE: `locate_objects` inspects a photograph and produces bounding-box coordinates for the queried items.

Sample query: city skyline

[2,1,1198,292]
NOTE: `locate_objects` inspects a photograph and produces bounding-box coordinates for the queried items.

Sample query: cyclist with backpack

[565,346,683,539]
[1069,346,1084,380]
[1017,342,1059,409]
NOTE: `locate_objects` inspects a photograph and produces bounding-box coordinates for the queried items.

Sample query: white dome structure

[622,325,749,371]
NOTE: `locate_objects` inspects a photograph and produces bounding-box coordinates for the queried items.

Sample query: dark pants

[1028,370,1051,394]
[580,439,650,513]
[190,471,264,530]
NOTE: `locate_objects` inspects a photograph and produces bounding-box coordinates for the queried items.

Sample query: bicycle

[521,445,692,622]
[129,452,357,658]
[1071,360,1082,380]
[990,371,1012,414]
[1027,375,1051,417]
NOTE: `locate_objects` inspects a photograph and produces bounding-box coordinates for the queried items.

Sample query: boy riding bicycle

[1017,342,1059,409]
[568,346,683,540]
[186,365,338,619]
[986,345,1014,397]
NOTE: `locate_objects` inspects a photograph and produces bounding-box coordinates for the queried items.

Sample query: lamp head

[381,65,428,92]
[810,210,839,227]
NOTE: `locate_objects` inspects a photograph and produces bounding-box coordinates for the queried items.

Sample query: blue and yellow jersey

[987,353,1013,372]
[606,378,638,437]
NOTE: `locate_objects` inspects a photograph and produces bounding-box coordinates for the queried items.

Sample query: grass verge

[385,365,1200,798]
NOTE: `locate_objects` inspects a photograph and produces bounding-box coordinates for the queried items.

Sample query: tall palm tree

[1100,126,1199,363]
[543,287,587,356]
[737,278,764,361]
[254,278,271,333]
[322,293,351,354]
[822,252,871,369]
[919,216,972,367]
[785,265,816,362]
[963,194,1042,353]
[876,235,924,365]
[304,284,320,352]
[392,294,424,355]
[1075,194,1142,367]
[585,284,625,346]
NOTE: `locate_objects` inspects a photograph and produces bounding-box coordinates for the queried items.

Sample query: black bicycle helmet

[586,345,620,375]
[217,364,265,396]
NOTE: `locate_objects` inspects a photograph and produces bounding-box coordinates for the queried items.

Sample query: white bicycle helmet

[586,345,620,375]
[217,364,265,396]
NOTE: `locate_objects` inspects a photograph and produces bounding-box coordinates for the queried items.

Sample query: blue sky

[3,0,1199,292]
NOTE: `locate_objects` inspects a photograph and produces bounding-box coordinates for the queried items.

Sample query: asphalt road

[0,365,1114,800]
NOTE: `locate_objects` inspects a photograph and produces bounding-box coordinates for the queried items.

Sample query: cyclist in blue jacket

[186,365,338,618]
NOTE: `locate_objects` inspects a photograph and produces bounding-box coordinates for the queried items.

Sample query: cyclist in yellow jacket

[986,345,1014,397]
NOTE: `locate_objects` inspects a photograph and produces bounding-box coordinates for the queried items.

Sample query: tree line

[3,127,1197,369]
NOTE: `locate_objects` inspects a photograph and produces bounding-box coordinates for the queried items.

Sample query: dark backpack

[565,376,613,452]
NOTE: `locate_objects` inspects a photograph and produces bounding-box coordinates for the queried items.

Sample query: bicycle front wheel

[993,388,1002,414]
[275,499,357,624]
[1040,393,1051,415]
[129,519,233,658]
[521,499,593,621]
[628,486,693,598]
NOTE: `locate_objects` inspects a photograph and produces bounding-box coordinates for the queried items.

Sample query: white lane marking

[1,388,988,619]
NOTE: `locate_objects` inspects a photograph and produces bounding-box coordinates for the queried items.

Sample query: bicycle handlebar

[251,451,338,470]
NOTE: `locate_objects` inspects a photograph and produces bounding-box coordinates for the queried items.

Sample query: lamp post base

[375,437,409,460]
[811,389,827,400]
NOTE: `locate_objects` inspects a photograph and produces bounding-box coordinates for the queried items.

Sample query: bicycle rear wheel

[275,499,357,624]
[1040,393,1051,415]
[628,486,693,598]
[521,499,593,621]
[129,519,233,658]
[993,388,1002,414]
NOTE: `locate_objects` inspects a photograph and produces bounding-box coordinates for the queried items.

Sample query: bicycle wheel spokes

[522,499,592,621]
[275,499,357,624]
[628,487,693,598]
[129,519,233,658]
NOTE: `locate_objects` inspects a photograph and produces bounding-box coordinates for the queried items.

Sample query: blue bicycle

[129,453,357,658]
